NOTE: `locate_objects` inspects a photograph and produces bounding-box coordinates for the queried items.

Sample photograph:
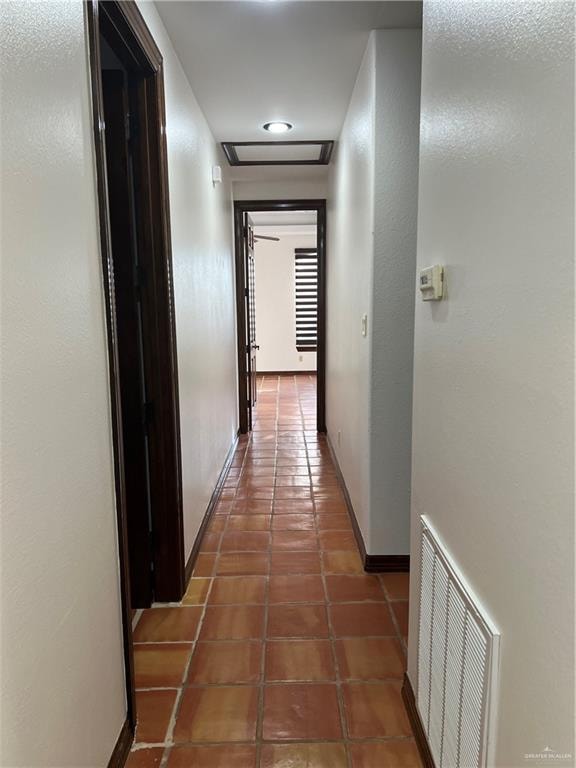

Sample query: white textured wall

[408,2,575,765]
[327,31,421,555]
[138,3,238,559]
[326,36,375,549]
[370,30,421,556]
[254,232,317,373]
[1,2,240,763]
[234,178,328,201]
[0,2,126,765]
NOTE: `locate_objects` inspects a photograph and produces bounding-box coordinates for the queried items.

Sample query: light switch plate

[212,165,222,184]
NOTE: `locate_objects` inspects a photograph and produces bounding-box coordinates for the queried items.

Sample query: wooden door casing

[244,214,258,428]
[102,68,154,608]
[233,200,327,435]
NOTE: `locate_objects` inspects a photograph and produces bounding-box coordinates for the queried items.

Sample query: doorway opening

[234,200,327,434]
[87,0,185,735]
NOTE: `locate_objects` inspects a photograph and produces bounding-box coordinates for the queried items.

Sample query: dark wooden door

[102,69,153,607]
[244,213,258,429]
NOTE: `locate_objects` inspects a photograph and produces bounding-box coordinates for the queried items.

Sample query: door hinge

[143,400,154,430]
[134,264,146,292]
[127,109,140,143]
[244,288,249,298]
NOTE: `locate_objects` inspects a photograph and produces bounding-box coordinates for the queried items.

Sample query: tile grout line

[253,374,279,765]
[155,441,240,765]
[255,393,271,766]
[305,397,354,768]
[156,574,217,766]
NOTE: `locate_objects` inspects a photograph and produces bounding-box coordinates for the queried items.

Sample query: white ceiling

[155,1,422,144]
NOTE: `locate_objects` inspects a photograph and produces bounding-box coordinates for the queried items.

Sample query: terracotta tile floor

[128,374,419,768]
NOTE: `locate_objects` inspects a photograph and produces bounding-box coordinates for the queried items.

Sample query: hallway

[3,1,574,764]
[128,374,418,768]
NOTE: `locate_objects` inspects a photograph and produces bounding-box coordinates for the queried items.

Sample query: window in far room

[295,247,318,352]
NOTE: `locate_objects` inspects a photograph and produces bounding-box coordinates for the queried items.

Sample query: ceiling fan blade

[254,235,280,242]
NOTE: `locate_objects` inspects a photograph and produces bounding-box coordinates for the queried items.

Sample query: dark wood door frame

[86,0,184,734]
[234,199,327,434]
[100,66,157,608]
[245,213,258,429]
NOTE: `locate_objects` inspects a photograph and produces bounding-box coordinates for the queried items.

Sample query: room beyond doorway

[234,200,327,435]
[252,213,318,375]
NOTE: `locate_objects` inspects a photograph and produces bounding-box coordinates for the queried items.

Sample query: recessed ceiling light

[263,121,293,134]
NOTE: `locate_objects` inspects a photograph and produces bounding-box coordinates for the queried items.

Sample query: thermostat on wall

[419,265,444,301]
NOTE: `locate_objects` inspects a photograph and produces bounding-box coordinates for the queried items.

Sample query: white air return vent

[417,516,500,768]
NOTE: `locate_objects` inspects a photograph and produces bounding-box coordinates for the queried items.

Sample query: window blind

[295,248,318,352]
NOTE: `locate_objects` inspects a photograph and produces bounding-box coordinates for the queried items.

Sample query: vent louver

[417,517,500,768]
